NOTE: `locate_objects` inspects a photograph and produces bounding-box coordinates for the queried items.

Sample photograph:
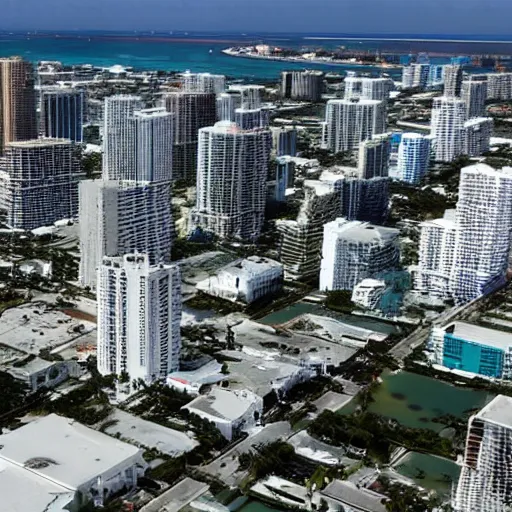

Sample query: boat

[209,49,213,54]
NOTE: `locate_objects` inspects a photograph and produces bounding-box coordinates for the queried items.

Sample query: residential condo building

[344,76,393,102]
[97,253,182,385]
[323,98,386,153]
[443,64,463,97]
[182,72,225,94]
[431,96,467,162]
[486,72,512,101]
[0,139,80,230]
[79,180,173,289]
[397,133,431,184]
[463,117,493,157]
[454,395,512,511]
[319,218,399,291]
[0,57,37,154]
[281,70,324,102]
[191,121,272,241]
[358,134,391,179]
[461,77,488,118]
[40,88,85,142]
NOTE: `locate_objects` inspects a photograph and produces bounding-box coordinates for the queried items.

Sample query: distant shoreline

[222,48,401,70]
[303,36,512,44]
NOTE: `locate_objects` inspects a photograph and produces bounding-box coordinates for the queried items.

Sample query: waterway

[393,452,460,498]
[340,369,494,431]
[258,302,401,335]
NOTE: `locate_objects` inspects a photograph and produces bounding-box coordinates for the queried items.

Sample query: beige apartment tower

[0,57,37,154]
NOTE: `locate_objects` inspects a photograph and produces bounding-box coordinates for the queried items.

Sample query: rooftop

[325,218,399,244]
[321,479,387,512]
[464,117,493,127]
[140,478,209,512]
[218,257,283,279]
[476,395,512,428]
[0,414,144,490]
[6,138,72,148]
[184,388,261,422]
[445,321,512,350]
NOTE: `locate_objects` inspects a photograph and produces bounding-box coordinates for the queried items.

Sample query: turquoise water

[341,370,494,431]
[393,452,460,497]
[0,34,397,79]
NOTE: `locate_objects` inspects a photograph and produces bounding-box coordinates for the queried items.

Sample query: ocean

[0,31,510,79]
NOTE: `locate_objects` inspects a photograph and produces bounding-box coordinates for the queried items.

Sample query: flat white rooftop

[0,414,143,490]
[476,395,512,429]
[445,321,512,350]
[216,256,282,279]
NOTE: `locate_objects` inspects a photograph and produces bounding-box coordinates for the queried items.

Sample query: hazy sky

[0,0,509,35]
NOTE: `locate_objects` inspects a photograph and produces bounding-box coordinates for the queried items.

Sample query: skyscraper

[401,66,415,89]
[0,57,37,154]
[443,64,463,97]
[319,218,399,291]
[431,96,467,162]
[358,134,391,179]
[216,92,241,122]
[454,395,512,512]
[234,107,269,130]
[271,126,297,157]
[281,70,324,102]
[323,99,386,153]
[181,72,225,94]
[396,133,431,184]
[0,139,80,230]
[97,253,181,384]
[40,88,85,142]
[463,118,493,157]
[79,179,173,289]
[131,108,173,182]
[413,63,430,89]
[414,211,457,298]
[461,77,488,118]
[161,92,217,182]
[344,76,393,102]
[102,95,143,180]
[192,121,272,241]
[450,164,512,304]
[486,72,512,101]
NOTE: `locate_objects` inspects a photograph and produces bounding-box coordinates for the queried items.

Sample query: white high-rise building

[271,126,297,157]
[0,139,80,230]
[192,121,272,241]
[102,95,143,181]
[414,210,457,298]
[401,66,415,89]
[463,117,493,157]
[323,99,386,153]
[131,108,173,182]
[443,64,463,97]
[97,253,181,384]
[450,164,512,304]
[216,92,241,122]
[486,72,512,101]
[182,72,225,94]
[397,133,431,184]
[234,108,270,130]
[344,76,393,102]
[358,134,391,179]
[228,85,264,110]
[461,78,488,118]
[319,218,400,291]
[454,395,512,512]
[161,92,217,182]
[413,63,430,89]
[281,70,324,102]
[79,180,173,289]
[431,96,467,162]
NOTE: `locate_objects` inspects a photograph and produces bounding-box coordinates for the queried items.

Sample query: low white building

[351,279,387,310]
[0,414,147,511]
[196,256,283,304]
[182,388,263,440]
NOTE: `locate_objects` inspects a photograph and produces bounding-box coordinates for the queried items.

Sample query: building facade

[79,179,173,289]
[319,218,400,291]
[486,72,512,101]
[358,134,391,179]
[454,395,512,512]
[0,57,37,154]
[443,64,463,97]
[414,212,457,298]
[0,139,80,230]
[431,96,467,162]
[161,92,217,182]
[463,117,493,157]
[323,99,386,153]
[182,72,226,94]
[461,77,488,119]
[102,95,143,180]
[192,121,272,241]
[281,70,324,102]
[40,88,85,142]
[450,164,512,304]
[396,133,432,184]
[97,253,181,384]
[271,126,297,157]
